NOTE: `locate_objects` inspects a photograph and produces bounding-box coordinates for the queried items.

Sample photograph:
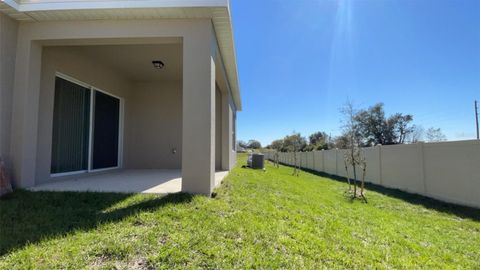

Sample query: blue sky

[230,0,480,146]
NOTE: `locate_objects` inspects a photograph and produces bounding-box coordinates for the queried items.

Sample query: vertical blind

[51,77,91,174]
[51,76,121,174]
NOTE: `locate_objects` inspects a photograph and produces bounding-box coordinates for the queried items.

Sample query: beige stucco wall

[37,47,187,181]
[9,19,200,188]
[124,81,182,169]
[36,46,131,184]
[227,91,237,169]
[0,13,18,170]
[215,86,223,170]
[8,19,237,195]
[265,140,480,208]
[33,45,228,182]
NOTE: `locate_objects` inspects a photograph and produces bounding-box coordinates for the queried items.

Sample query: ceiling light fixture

[152,60,165,69]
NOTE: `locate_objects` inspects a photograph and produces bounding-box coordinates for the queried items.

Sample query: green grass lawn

[1,154,479,269]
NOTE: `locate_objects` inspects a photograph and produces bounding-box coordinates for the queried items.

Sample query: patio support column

[10,37,42,188]
[181,21,216,195]
[221,92,233,170]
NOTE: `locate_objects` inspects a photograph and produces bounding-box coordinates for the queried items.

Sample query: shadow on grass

[273,161,480,222]
[0,190,193,256]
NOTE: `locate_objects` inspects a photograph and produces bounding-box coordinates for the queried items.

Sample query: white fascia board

[2,0,20,10]
[8,0,229,12]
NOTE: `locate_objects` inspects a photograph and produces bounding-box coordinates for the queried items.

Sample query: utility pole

[476,100,479,140]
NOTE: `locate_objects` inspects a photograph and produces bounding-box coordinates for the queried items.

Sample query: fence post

[321,149,325,172]
[312,151,316,171]
[305,152,308,169]
[335,148,338,175]
[378,145,383,185]
[418,142,427,195]
[301,152,303,169]
[304,152,307,169]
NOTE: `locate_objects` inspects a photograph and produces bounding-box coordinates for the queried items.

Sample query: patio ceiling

[0,0,242,110]
[64,44,183,82]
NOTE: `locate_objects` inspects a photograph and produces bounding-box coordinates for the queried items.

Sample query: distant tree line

[264,103,446,151]
[266,132,333,152]
[237,139,262,150]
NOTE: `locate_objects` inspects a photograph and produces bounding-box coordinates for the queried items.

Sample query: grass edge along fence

[264,140,480,209]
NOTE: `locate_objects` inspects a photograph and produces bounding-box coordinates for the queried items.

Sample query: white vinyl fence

[264,140,480,208]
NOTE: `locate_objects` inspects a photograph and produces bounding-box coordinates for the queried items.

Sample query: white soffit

[0,0,242,110]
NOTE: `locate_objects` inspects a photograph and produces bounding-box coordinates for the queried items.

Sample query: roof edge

[3,0,229,12]
[0,0,242,110]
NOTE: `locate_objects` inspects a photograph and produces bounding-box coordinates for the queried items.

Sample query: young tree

[425,127,447,142]
[341,101,367,201]
[273,151,280,168]
[283,132,306,176]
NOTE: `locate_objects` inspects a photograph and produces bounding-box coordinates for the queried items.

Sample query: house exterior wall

[124,81,182,170]
[230,93,237,168]
[35,47,187,182]
[224,87,237,170]
[215,86,222,170]
[8,19,235,195]
[0,13,18,171]
[180,20,217,194]
[219,83,234,171]
[35,46,131,184]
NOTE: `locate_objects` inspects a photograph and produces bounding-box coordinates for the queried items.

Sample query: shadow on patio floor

[0,190,192,256]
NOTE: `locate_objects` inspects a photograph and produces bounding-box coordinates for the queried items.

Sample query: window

[92,91,120,170]
[51,77,91,174]
[232,111,236,151]
[51,74,121,175]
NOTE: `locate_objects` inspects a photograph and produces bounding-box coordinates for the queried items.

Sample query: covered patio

[30,170,229,194]
[9,17,240,196]
[26,40,234,195]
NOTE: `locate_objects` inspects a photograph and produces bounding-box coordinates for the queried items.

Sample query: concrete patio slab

[29,170,229,194]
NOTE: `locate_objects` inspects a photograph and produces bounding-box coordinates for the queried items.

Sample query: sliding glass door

[92,91,120,170]
[51,75,121,175]
[51,77,91,174]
